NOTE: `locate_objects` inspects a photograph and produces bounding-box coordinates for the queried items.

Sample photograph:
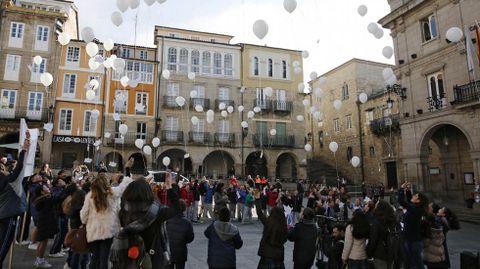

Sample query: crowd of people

[0,140,464,269]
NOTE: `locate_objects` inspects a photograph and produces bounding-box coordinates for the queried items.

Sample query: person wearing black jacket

[227,184,238,221]
[66,188,89,269]
[287,208,317,269]
[292,191,303,224]
[49,178,70,258]
[166,200,194,269]
[398,181,429,269]
[323,224,345,269]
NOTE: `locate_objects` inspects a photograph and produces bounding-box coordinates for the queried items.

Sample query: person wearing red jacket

[180,184,195,221]
[266,188,279,216]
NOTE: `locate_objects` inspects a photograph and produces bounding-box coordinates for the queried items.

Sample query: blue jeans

[348,259,368,269]
[404,241,424,269]
[68,250,89,269]
[0,217,17,268]
[50,215,68,254]
[89,238,112,269]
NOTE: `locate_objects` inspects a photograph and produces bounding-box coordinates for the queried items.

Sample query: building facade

[379,0,480,201]
[0,0,78,163]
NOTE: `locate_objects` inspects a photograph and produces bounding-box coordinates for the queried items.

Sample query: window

[256,121,267,135]
[1,90,17,110]
[213,53,222,75]
[136,122,147,140]
[4,55,21,81]
[114,90,128,113]
[276,122,286,137]
[191,50,200,74]
[218,120,230,142]
[179,49,188,73]
[121,48,130,58]
[36,26,49,42]
[218,87,230,101]
[9,22,24,47]
[169,33,176,38]
[27,92,43,112]
[62,74,76,97]
[347,146,353,161]
[334,118,340,132]
[31,58,46,82]
[268,58,273,77]
[421,14,438,42]
[167,47,177,71]
[167,82,179,96]
[342,83,349,100]
[256,88,268,105]
[135,92,148,115]
[84,111,97,134]
[210,38,216,43]
[66,47,80,63]
[193,84,205,99]
[165,117,178,131]
[282,60,287,79]
[346,115,352,129]
[202,51,211,74]
[369,146,375,157]
[88,76,101,97]
[192,118,205,142]
[253,57,259,76]
[427,72,445,100]
[224,54,233,76]
[59,109,73,132]
[319,131,324,148]
[139,50,147,60]
[113,61,154,84]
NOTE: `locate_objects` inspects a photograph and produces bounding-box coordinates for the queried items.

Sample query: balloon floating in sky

[111,12,123,27]
[86,42,99,57]
[302,50,309,59]
[144,0,156,6]
[382,46,394,59]
[162,69,170,79]
[253,19,269,40]
[329,141,338,153]
[357,5,368,17]
[309,71,318,81]
[40,72,53,87]
[117,0,128,12]
[351,156,361,167]
[283,0,297,13]
[359,93,368,104]
[104,39,114,51]
[333,100,342,110]
[81,27,95,43]
[58,32,71,46]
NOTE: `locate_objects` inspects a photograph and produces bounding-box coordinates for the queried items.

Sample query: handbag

[66,225,89,254]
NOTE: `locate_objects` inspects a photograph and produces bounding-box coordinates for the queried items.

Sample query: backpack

[110,233,152,269]
[384,224,403,264]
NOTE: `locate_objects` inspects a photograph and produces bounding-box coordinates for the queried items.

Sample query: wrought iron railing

[253,134,295,147]
[190,98,210,110]
[163,96,180,108]
[214,99,235,110]
[105,131,154,146]
[273,101,293,113]
[0,106,49,121]
[369,114,400,136]
[453,80,480,105]
[161,130,184,144]
[427,97,446,111]
[214,133,235,147]
[188,132,210,145]
[253,99,272,111]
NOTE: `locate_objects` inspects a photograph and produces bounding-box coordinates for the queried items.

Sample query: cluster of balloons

[382,67,397,85]
[367,22,384,39]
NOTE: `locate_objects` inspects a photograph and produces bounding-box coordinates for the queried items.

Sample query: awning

[0,143,19,150]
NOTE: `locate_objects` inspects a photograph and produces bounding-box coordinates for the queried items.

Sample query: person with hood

[287,208,318,269]
[166,200,194,269]
[204,207,243,269]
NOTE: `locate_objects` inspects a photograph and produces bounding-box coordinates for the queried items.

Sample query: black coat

[33,194,59,241]
[287,221,317,266]
[292,195,303,212]
[398,188,424,242]
[166,214,194,263]
[255,199,287,262]
[367,218,389,260]
[323,237,344,269]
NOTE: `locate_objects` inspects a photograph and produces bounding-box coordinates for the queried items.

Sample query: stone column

[268,165,276,179]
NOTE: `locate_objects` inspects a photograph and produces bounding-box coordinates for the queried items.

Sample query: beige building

[0,0,78,163]
[379,0,480,201]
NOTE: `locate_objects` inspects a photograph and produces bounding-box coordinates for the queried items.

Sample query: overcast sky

[75,0,394,80]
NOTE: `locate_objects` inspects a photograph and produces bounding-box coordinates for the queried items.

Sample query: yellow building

[51,40,106,168]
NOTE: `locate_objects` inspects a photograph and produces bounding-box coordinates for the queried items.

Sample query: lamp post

[240,87,247,178]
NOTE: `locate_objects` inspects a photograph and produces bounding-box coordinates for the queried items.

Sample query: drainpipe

[356,99,366,184]
[240,44,245,178]
[153,36,165,169]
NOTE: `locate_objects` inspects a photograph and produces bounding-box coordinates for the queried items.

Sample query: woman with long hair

[214,182,228,217]
[80,159,134,269]
[67,188,89,269]
[342,210,370,269]
[254,190,288,269]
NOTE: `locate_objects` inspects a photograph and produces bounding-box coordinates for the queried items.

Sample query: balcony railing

[214,133,235,147]
[427,97,447,111]
[273,101,292,114]
[253,134,295,148]
[0,106,49,121]
[190,98,210,110]
[161,130,184,144]
[163,96,180,108]
[215,99,235,110]
[188,132,210,145]
[369,115,400,136]
[453,80,480,105]
[105,132,154,146]
[253,99,272,111]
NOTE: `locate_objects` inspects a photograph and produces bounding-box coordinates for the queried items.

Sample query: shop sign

[53,135,96,144]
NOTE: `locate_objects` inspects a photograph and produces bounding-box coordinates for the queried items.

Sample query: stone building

[379,0,480,201]
[0,0,78,163]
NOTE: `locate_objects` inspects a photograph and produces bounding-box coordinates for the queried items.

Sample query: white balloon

[88,58,100,70]
[175,96,185,107]
[270,129,277,136]
[382,68,394,81]
[309,71,318,81]
[206,115,214,124]
[191,116,199,125]
[302,99,310,107]
[89,79,99,90]
[241,121,249,129]
[310,106,317,114]
[314,88,323,98]
[301,50,309,59]
[110,55,117,60]
[304,144,312,152]
[264,87,273,97]
[359,93,368,104]
[116,92,126,101]
[367,22,378,34]
[333,100,342,110]
[120,76,129,87]
[111,12,123,27]
[135,139,144,149]
[313,111,322,120]
[351,156,361,167]
[253,19,269,40]
[86,42,99,57]
[253,106,261,113]
[58,32,71,46]
[40,72,53,87]
[386,74,397,85]
[109,161,117,168]
[143,145,152,155]
[157,0,167,3]
[81,27,95,43]
[33,55,43,66]
[91,109,100,119]
[219,102,226,110]
[318,76,327,87]
[86,90,96,100]
[382,46,394,59]
[190,91,198,98]
[184,153,190,159]
[117,0,129,12]
[129,0,140,9]
[297,82,305,93]
[293,61,300,67]
[128,79,139,88]
[238,105,245,112]
[103,57,114,69]
[357,5,368,16]
[144,0,156,6]
[152,137,160,148]
[206,109,214,117]
[227,106,234,114]
[221,111,228,118]
[187,72,196,80]
[283,0,297,13]
[119,124,128,135]
[296,115,304,122]
[193,105,202,112]
[104,39,114,51]
[113,58,126,71]
[374,28,384,39]
[294,67,302,74]
[247,111,255,119]
[446,27,463,42]
[162,69,170,79]
[329,141,338,153]
[162,156,171,167]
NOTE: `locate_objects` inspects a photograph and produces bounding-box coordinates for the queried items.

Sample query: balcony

[453,80,480,105]
[190,98,210,110]
[214,133,235,147]
[215,99,235,110]
[0,106,49,121]
[161,130,184,144]
[253,134,295,148]
[253,99,272,112]
[188,132,210,145]
[105,132,154,146]
[427,97,447,112]
[163,96,180,109]
[273,101,292,114]
[369,114,400,136]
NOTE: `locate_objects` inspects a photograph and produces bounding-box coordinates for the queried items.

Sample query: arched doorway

[104,152,124,172]
[157,148,192,175]
[420,124,473,201]
[129,153,147,175]
[245,151,267,178]
[203,151,235,179]
[276,153,297,181]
